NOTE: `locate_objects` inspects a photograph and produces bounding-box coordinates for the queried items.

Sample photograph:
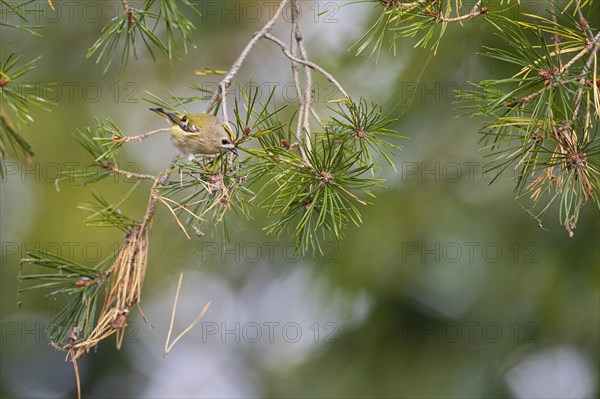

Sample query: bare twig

[293,3,313,152]
[561,40,596,73]
[310,107,323,127]
[118,128,170,143]
[205,0,290,122]
[290,0,306,155]
[107,164,155,180]
[575,0,594,40]
[219,81,230,130]
[120,0,131,14]
[518,203,548,231]
[388,0,427,9]
[120,0,137,58]
[436,0,485,23]
[571,32,600,127]
[203,0,334,163]
[263,33,349,98]
[512,87,545,107]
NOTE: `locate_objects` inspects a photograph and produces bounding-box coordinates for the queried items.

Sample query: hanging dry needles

[67,175,163,360]
[70,218,151,358]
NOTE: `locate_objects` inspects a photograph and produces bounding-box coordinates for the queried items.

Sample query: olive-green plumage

[150,108,237,157]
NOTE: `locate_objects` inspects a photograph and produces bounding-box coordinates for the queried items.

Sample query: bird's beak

[229,147,238,156]
[149,107,182,127]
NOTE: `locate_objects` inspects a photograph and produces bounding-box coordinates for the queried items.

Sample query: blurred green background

[1,1,598,397]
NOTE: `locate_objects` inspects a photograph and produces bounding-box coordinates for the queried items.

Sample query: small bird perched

[150,108,237,159]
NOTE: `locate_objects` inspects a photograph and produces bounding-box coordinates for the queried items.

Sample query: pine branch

[86,0,200,75]
[18,0,406,359]
[456,6,599,234]
[352,0,493,57]
[0,48,53,176]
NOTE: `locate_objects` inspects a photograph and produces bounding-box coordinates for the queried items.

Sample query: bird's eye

[180,115,189,128]
[221,138,229,145]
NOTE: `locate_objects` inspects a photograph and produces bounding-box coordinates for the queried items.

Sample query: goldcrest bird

[150,108,237,159]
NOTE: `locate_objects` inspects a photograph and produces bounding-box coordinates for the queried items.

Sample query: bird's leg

[189,154,208,169]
